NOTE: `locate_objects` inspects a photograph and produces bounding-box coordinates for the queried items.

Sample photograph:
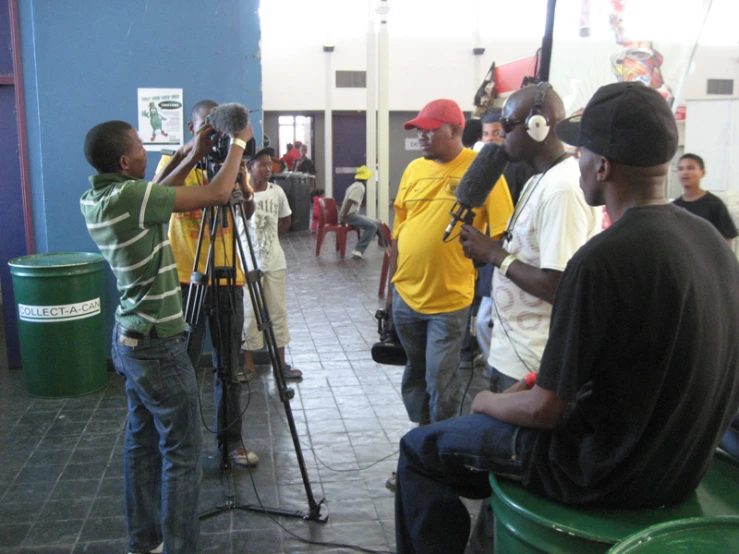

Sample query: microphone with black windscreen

[443,142,509,241]
[206,103,250,135]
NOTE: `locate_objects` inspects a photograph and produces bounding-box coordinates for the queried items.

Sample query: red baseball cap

[404,99,466,131]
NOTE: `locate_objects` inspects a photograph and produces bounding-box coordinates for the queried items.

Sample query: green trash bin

[608,516,739,553]
[8,252,108,398]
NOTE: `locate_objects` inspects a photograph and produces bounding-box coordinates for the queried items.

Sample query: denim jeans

[395,413,536,554]
[183,285,244,452]
[392,290,469,423]
[467,367,520,554]
[345,213,381,254]
[111,325,202,554]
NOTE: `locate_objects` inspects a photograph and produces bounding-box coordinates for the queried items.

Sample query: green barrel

[489,450,739,553]
[608,516,739,553]
[8,252,108,398]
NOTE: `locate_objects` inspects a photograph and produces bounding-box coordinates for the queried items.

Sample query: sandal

[385,472,397,492]
[281,364,303,381]
[237,369,255,383]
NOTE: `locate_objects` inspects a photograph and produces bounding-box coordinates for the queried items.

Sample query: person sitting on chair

[340,165,384,259]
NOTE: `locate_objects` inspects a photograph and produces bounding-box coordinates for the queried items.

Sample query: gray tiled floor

[0,230,489,553]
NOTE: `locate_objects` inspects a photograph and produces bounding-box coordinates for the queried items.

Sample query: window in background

[278,115,313,161]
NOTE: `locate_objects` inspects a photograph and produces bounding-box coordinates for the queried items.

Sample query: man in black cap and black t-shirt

[393,82,739,554]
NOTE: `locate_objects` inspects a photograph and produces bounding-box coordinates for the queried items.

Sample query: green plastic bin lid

[608,516,739,553]
[8,252,104,268]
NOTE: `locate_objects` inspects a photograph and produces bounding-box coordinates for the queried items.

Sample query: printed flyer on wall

[137,88,184,151]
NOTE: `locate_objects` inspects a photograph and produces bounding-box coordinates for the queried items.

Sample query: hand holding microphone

[443,142,509,241]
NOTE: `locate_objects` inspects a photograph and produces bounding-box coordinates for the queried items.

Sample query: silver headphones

[526,82,552,142]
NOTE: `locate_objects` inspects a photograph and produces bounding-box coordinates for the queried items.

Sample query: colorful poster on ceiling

[549,0,712,116]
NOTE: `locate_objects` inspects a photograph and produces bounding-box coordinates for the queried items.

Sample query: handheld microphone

[206,103,250,136]
[443,142,509,241]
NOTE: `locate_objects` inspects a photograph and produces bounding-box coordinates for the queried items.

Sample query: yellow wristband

[499,254,518,277]
[231,138,247,151]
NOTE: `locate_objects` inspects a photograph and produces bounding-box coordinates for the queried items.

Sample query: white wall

[260,0,546,112]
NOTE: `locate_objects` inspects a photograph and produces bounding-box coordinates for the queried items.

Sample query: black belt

[118,324,158,340]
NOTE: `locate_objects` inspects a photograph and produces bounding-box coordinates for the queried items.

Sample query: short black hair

[481,107,502,124]
[84,120,134,174]
[679,153,705,170]
[462,119,482,148]
[191,99,217,121]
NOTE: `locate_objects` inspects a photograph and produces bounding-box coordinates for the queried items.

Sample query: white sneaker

[351,250,363,259]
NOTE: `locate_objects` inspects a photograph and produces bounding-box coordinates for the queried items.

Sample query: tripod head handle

[229,189,244,206]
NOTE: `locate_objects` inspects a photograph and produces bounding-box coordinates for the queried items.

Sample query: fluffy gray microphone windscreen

[455,142,509,208]
[207,103,250,135]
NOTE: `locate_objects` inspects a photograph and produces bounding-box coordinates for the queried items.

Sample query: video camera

[371,309,407,366]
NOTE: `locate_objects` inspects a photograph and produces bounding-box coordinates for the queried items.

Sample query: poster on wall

[549,0,712,118]
[137,88,184,152]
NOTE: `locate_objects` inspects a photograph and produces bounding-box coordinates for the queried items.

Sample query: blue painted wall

[17,0,262,350]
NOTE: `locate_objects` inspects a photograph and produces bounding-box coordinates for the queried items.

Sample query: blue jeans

[345,213,381,254]
[111,325,202,554]
[395,413,536,554]
[392,290,469,423]
[183,285,244,452]
[467,367,520,554]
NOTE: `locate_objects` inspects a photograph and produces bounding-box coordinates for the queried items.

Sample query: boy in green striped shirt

[81,119,252,554]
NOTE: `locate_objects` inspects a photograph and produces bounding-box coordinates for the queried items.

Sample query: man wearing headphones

[461,83,599,395]
[394,82,739,554]
[462,84,600,553]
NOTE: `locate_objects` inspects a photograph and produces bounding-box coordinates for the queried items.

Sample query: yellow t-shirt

[156,156,245,286]
[392,148,513,314]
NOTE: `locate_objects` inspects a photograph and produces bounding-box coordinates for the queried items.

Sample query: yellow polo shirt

[392,148,512,314]
[156,156,245,286]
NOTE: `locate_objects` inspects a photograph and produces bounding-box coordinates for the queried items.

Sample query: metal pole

[377,0,390,224]
[324,50,334,198]
[540,0,557,81]
[365,0,378,219]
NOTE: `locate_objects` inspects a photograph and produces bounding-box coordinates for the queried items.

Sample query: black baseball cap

[247,146,275,165]
[556,82,678,167]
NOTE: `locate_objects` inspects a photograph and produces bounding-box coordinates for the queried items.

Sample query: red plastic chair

[378,222,393,298]
[315,198,360,258]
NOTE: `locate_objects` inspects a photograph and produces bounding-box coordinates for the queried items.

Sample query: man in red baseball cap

[383,99,513,491]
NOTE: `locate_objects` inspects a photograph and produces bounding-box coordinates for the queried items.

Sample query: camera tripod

[184,159,326,523]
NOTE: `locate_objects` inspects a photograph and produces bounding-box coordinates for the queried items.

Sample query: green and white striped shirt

[80,173,185,337]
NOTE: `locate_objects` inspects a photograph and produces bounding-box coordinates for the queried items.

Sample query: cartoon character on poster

[141,102,169,141]
[578,0,674,105]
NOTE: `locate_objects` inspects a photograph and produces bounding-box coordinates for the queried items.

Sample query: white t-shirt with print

[237,183,292,273]
[488,157,601,380]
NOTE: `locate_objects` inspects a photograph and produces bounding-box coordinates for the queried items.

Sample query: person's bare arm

[236,160,256,219]
[278,216,291,234]
[172,125,254,213]
[460,224,562,304]
[384,240,399,311]
[470,386,567,430]
[340,199,357,223]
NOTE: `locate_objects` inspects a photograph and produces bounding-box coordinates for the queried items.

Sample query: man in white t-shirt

[461,83,600,391]
[339,165,384,259]
[459,83,600,554]
[238,147,304,382]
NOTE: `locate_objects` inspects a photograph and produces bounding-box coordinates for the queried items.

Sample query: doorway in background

[332,112,367,207]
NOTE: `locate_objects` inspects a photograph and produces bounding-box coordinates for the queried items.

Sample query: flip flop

[237,369,255,383]
[281,364,303,381]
